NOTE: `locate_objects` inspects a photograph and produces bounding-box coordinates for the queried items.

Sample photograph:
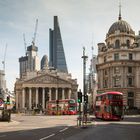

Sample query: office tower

[49,16,68,73]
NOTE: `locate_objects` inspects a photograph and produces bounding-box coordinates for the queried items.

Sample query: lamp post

[82,47,88,126]
[56,75,59,115]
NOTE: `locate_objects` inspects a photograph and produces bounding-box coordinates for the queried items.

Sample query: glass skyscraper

[49,16,68,73]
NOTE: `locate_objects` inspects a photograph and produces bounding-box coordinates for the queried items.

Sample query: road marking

[39,133,55,140]
[59,127,68,132]
[0,135,6,138]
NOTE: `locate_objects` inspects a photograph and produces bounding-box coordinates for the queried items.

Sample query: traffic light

[84,95,88,103]
[6,96,10,104]
[77,91,82,103]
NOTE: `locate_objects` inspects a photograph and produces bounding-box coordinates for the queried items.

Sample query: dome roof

[108,19,134,36]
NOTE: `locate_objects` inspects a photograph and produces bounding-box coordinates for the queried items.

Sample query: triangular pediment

[24,73,70,85]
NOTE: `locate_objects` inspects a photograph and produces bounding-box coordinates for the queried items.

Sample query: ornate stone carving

[24,74,69,85]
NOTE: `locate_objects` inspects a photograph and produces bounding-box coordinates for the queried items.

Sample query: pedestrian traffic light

[84,95,88,103]
[77,91,82,103]
[6,96,10,104]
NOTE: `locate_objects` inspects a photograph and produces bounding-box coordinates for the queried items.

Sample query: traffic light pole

[77,90,82,126]
[82,47,88,127]
[78,102,82,126]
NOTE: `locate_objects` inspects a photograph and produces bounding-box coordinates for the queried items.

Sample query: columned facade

[15,73,78,111]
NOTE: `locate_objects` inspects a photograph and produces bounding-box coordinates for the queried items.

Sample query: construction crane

[23,33,27,56]
[2,44,7,72]
[32,19,38,46]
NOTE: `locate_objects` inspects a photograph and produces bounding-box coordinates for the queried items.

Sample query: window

[128,99,134,109]
[127,92,134,109]
[114,67,120,74]
[104,69,107,75]
[114,53,119,60]
[128,77,133,86]
[114,77,120,87]
[126,40,130,47]
[129,53,133,60]
[128,92,134,97]
[107,42,110,47]
[128,67,132,73]
[115,40,120,49]
[104,56,107,62]
[104,79,108,88]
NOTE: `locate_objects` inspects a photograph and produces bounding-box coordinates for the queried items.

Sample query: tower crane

[2,44,7,72]
[23,33,27,56]
[32,19,38,46]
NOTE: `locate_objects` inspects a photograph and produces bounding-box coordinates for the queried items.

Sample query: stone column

[56,88,58,100]
[36,88,38,108]
[68,89,72,99]
[16,91,19,110]
[49,88,52,101]
[29,88,32,109]
[62,88,65,99]
[22,88,25,109]
[42,88,45,109]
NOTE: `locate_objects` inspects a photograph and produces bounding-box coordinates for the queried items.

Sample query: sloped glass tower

[49,16,68,73]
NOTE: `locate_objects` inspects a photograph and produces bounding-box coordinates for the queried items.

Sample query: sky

[0,0,140,92]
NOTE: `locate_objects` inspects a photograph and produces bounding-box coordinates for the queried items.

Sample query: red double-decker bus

[95,91,124,120]
[47,99,77,115]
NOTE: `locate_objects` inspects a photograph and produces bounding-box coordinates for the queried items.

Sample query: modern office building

[96,9,140,109]
[49,16,68,73]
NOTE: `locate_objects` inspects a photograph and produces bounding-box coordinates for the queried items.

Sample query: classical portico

[15,73,78,111]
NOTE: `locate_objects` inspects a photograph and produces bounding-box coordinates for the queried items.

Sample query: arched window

[115,40,120,48]
[126,40,130,47]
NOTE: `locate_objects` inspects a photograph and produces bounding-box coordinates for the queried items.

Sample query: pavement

[0,114,77,132]
[0,114,140,128]
[0,120,20,127]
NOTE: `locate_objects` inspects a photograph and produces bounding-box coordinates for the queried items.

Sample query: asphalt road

[0,115,140,140]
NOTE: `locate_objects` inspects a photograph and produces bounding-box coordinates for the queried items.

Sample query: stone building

[15,70,78,111]
[96,11,140,109]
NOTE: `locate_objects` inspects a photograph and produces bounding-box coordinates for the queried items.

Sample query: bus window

[69,100,75,103]
[108,94,122,100]
[114,95,122,100]
[96,96,102,101]
[69,106,76,111]
[108,94,113,100]
[111,105,123,115]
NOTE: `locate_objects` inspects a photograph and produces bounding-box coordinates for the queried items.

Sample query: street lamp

[56,75,59,115]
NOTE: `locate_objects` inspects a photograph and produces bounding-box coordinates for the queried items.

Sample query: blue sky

[0,0,140,91]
